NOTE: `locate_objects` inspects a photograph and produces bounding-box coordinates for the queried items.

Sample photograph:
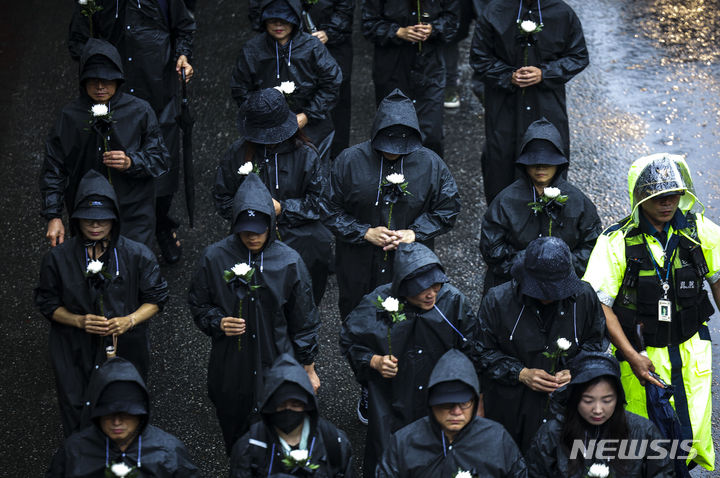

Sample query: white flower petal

[91,104,108,117]
[238,162,253,175]
[280,81,296,94]
[79,0,89,4]
[543,187,561,199]
[455,472,473,478]
[382,297,399,313]
[588,463,610,477]
[86,260,104,275]
[557,338,572,351]
[232,263,252,277]
[289,449,308,461]
[110,462,132,477]
[520,20,537,33]
[386,173,405,185]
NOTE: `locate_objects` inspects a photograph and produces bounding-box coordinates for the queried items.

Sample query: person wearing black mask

[35,170,168,437]
[46,357,198,477]
[230,354,353,477]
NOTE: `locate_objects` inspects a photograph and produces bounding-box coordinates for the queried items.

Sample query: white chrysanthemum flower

[587,463,610,478]
[232,263,252,277]
[237,162,253,175]
[382,297,400,313]
[110,462,133,477]
[289,449,308,462]
[557,337,572,351]
[544,187,561,199]
[86,260,104,275]
[520,20,538,33]
[274,81,296,95]
[91,104,108,117]
[455,471,473,478]
[79,0,89,5]
[386,173,405,185]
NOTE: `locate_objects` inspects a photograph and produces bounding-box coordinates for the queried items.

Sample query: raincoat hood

[78,38,125,89]
[70,169,121,241]
[260,0,302,27]
[390,242,445,297]
[370,89,423,145]
[427,349,480,399]
[231,173,277,248]
[516,117,568,176]
[259,353,318,416]
[83,357,150,429]
[627,153,698,226]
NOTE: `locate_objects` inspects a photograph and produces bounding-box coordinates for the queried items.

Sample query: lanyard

[642,233,676,298]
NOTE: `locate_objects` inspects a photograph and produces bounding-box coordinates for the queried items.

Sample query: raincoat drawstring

[573,301,578,346]
[375,156,384,206]
[516,0,543,25]
[267,443,276,476]
[275,40,293,79]
[274,153,279,189]
[105,435,142,468]
[137,435,142,467]
[114,248,119,276]
[509,305,525,341]
[115,0,119,18]
[441,432,447,457]
[247,251,264,272]
[433,305,467,342]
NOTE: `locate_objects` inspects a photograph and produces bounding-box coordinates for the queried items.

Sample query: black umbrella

[177,68,195,228]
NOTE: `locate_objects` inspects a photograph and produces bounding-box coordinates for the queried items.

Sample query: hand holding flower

[555,369,572,387]
[221,316,246,336]
[519,367,560,393]
[83,313,109,335]
[383,229,416,251]
[106,315,136,336]
[103,150,132,171]
[371,354,399,378]
[364,226,397,248]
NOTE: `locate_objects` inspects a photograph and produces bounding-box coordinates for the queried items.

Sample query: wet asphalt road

[1,0,719,476]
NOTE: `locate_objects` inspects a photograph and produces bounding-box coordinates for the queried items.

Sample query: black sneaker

[444,87,460,109]
[357,387,369,425]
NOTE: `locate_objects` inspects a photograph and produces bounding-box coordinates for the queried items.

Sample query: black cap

[372,125,422,155]
[80,54,124,83]
[91,381,147,418]
[261,0,300,26]
[71,194,117,221]
[239,88,298,144]
[232,209,270,234]
[264,382,313,412]
[516,139,567,166]
[428,380,475,406]
[398,264,448,298]
[568,351,626,405]
[511,237,584,301]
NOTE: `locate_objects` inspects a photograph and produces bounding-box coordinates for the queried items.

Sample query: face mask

[269,409,305,434]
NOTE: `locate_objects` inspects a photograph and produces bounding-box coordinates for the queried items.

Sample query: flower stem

[548,218,553,237]
[238,299,243,351]
[417,0,422,52]
[522,46,528,96]
[384,203,394,261]
[387,327,392,356]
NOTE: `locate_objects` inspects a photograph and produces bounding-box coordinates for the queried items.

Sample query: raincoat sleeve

[137,246,169,310]
[231,48,255,108]
[34,249,64,320]
[575,287,607,355]
[322,0,355,46]
[167,438,200,477]
[302,44,342,123]
[338,299,379,382]
[284,260,320,365]
[696,214,720,284]
[477,302,525,385]
[582,230,626,307]
[479,201,519,278]
[45,445,66,478]
[188,252,226,340]
[280,148,326,225]
[169,0,196,60]
[375,431,402,477]
[39,113,72,220]
[538,11,589,90]
[427,0,460,43]
[361,0,404,46]
[124,103,171,179]
[569,196,602,277]
[228,434,254,478]
[524,420,559,478]
[247,0,263,31]
[324,156,372,244]
[212,143,243,221]
[469,12,515,92]
[67,5,89,61]
[407,163,460,242]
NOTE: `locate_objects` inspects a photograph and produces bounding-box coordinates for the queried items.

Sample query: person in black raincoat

[526,352,674,477]
[469,0,589,204]
[340,242,478,476]
[189,173,320,454]
[362,0,460,156]
[35,169,168,436]
[40,38,169,248]
[232,0,342,163]
[377,349,527,477]
[230,353,353,477]
[479,118,601,293]
[249,0,355,157]
[478,236,605,452]
[68,0,196,263]
[325,89,460,319]
[46,357,199,477]
[213,88,332,305]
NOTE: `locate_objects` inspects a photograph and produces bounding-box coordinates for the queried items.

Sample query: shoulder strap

[317,419,344,477]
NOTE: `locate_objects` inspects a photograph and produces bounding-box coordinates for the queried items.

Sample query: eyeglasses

[435,400,474,411]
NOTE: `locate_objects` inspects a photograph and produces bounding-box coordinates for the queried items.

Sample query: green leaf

[223,270,234,283]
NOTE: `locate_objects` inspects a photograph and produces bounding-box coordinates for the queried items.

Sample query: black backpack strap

[247,425,272,474]
[317,419,345,477]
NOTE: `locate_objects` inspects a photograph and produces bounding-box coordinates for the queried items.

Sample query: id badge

[658,299,672,322]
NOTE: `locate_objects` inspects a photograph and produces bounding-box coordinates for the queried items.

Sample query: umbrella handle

[181,67,188,102]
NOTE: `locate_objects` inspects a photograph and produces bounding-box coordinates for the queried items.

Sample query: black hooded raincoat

[213,138,332,304]
[68,0,195,198]
[479,119,601,292]
[40,39,169,246]
[339,243,478,476]
[249,0,355,156]
[35,170,168,436]
[231,0,342,160]
[377,349,528,477]
[46,357,199,477]
[189,174,320,453]
[230,354,353,477]
[325,90,460,318]
[477,280,605,452]
[469,0,589,203]
[362,0,460,156]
